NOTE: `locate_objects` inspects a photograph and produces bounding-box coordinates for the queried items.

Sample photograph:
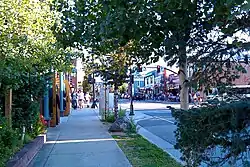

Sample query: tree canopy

[0,0,73,91]
[55,0,249,109]
[173,99,250,166]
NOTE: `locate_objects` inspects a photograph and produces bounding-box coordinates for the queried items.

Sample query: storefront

[166,74,179,95]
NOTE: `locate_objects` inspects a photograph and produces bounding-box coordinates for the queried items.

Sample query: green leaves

[172,100,250,166]
[97,52,129,86]
[0,0,74,90]
[55,0,249,91]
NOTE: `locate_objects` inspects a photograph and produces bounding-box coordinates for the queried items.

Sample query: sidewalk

[28,108,132,167]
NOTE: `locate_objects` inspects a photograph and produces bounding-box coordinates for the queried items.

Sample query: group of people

[133,90,203,104]
[71,90,91,109]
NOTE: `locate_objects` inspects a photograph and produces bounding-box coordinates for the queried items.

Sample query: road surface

[119,100,178,146]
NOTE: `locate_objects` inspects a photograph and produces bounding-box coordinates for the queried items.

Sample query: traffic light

[244,55,248,64]
[157,65,160,73]
[137,65,142,72]
[69,77,73,88]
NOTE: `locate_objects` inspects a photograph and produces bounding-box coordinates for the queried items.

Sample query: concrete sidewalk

[28,108,132,167]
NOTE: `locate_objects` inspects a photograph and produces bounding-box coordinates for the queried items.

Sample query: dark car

[133,93,144,101]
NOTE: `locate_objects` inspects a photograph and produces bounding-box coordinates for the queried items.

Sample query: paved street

[119,100,178,148]
[119,99,182,110]
[137,113,176,145]
[118,100,184,164]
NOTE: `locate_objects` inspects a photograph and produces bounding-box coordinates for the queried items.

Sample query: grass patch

[113,134,182,167]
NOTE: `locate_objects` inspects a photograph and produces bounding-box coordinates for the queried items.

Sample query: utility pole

[129,68,134,116]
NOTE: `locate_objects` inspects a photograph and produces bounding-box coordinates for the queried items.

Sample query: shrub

[12,101,45,138]
[105,109,127,123]
[172,100,250,167]
[118,109,126,118]
[0,117,21,167]
[106,114,115,123]
[127,117,137,134]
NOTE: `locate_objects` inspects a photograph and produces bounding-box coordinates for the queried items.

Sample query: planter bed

[6,134,46,167]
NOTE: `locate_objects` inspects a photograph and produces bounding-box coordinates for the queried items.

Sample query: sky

[141,57,179,75]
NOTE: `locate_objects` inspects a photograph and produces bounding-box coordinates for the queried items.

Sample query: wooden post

[63,80,70,116]
[5,89,12,127]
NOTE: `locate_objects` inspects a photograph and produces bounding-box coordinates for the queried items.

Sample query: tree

[78,47,129,119]
[0,0,74,164]
[0,0,72,89]
[82,77,92,93]
[54,0,249,110]
[172,100,250,166]
[0,0,73,132]
[119,83,128,94]
[98,51,129,120]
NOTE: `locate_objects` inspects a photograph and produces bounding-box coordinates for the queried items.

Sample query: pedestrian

[71,90,78,109]
[78,90,84,109]
[85,92,91,108]
[91,98,98,108]
[193,93,198,106]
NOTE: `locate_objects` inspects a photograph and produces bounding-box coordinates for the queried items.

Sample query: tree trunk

[5,89,12,128]
[179,46,189,110]
[114,83,119,120]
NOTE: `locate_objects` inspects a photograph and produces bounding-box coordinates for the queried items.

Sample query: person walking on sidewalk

[71,90,78,109]
[78,90,84,109]
[85,92,91,108]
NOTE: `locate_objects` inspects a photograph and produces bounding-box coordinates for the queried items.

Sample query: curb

[6,134,46,167]
[135,124,184,165]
